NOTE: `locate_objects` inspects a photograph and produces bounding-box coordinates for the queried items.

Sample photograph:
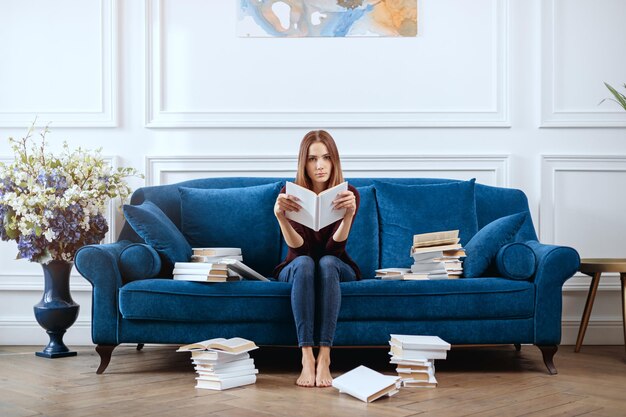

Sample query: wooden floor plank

[1,345,625,417]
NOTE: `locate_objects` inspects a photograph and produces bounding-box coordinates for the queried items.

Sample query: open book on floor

[285,181,348,232]
[332,365,401,403]
[177,337,258,354]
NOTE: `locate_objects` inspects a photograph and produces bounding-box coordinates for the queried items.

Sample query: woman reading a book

[273,130,360,388]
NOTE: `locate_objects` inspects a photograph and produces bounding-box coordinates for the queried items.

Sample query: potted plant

[0,122,139,358]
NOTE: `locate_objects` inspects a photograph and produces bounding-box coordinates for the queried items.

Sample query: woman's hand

[333,190,356,218]
[274,193,302,219]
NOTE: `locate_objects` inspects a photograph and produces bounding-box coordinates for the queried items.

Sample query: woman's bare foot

[316,346,333,387]
[297,347,316,387]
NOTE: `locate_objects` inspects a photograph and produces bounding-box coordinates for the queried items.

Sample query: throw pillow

[463,212,529,278]
[495,242,536,280]
[179,182,283,277]
[346,185,379,279]
[123,201,192,268]
[119,243,162,282]
[375,179,478,269]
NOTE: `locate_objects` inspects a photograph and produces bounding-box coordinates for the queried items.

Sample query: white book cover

[174,262,229,270]
[389,357,433,366]
[410,262,447,274]
[190,351,251,363]
[192,247,242,256]
[196,368,258,380]
[220,258,269,281]
[332,365,400,403]
[195,374,257,390]
[388,346,448,360]
[285,181,347,232]
[390,335,451,350]
[194,358,255,372]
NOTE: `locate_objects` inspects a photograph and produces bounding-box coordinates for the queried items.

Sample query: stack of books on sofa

[177,337,259,390]
[388,334,451,388]
[184,247,269,282]
[409,230,465,279]
[173,261,242,282]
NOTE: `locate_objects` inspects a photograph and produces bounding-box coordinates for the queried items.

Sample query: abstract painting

[238,0,418,37]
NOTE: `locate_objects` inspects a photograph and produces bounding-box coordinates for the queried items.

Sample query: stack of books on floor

[388,334,451,388]
[177,337,259,390]
[332,365,401,403]
[409,230,466,279]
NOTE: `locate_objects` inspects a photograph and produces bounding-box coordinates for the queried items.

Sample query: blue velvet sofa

[75,177,580,374]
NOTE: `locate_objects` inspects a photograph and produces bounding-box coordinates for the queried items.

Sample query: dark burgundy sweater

[273,184,361,280]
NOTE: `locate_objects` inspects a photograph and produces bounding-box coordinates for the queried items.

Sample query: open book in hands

[176,337,258,354]
[285,181,348,232]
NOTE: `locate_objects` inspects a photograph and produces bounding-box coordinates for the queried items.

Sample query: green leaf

[603,82,626,111]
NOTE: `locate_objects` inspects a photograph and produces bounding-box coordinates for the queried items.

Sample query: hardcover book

[285,181,348,232]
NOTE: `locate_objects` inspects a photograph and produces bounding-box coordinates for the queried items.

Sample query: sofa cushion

[119,277,534,323]
[345,185,379,279]
[375,179,478,269]
[463,212,529,278]
[123,201,192,268]
[495,242,536,280]
[119,243,162,281]
[179,182,283,277]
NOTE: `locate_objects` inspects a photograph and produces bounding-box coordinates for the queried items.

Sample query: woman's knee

[319,255,340,270]
[291,256,315,277]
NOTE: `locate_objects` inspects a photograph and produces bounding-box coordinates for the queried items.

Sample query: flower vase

[33,260,79,358]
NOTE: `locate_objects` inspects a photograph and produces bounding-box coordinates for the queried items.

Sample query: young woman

[273,130,361,388]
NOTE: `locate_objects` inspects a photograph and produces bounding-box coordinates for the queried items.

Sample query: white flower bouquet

[0,122,139,263]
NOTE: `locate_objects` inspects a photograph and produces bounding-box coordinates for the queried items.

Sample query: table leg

[575,271,602,353]
[619,272,626,348]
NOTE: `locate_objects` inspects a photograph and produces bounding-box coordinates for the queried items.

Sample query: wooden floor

[1,344,625,417]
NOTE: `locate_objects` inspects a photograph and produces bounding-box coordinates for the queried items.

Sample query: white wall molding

[146,155,509,187]
[542,155,626,295]
[0,0,118,127]
[145,0,510,128]
[541,0,626,127]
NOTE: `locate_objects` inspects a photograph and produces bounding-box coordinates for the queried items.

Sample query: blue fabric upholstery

[119,277,533,324]
[375,179,478,269]
[179,182,283,277]
[75,177,581,371]
[123,201,192,269]
[496,242,536,280]
[345,185,379,279]
[463,212,528,278]
[118,243,162,282]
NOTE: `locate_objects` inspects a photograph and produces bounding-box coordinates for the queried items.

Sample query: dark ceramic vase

[33,260,79,358]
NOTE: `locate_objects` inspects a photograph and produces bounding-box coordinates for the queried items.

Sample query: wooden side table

[575,258,626,352]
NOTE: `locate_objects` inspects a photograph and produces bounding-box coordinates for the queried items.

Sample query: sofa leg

[95,344,118,374]
[136,343,144,351]
[514,343,521,351]
[537,344,558,375]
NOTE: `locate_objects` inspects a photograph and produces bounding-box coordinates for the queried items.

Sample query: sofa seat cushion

[119,277,534,323]
[339,278,534,321]
[119,279,294,323]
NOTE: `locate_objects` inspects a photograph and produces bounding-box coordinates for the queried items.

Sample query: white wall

[0,0,624,346]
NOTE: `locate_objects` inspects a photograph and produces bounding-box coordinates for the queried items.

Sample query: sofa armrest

[75,240,134,345]
[524,240,580,344]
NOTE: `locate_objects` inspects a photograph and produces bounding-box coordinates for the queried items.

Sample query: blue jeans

[278,255,356,347]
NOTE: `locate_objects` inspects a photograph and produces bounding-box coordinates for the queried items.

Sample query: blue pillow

[345,185,379,279]
[179,182,283,277]
[463,212,529,278]
[495,242,536,280]
[375,179,478,269]
[119,243,162,281]
[123,201,192,268]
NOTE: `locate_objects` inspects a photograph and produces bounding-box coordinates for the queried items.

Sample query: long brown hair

[295,130,345,191]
